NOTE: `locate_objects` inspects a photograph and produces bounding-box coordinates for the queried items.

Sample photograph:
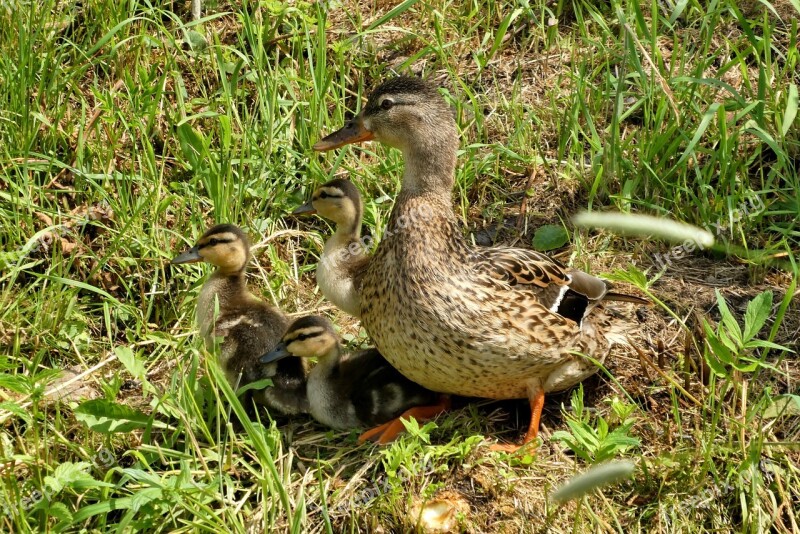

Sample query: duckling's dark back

[217,298,309,416]
[341,348,438,427]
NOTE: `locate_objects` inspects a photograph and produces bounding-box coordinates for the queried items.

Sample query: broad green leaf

[41,275,121,306]
[730,359,759,373]
[74,399,152,434]
[567,420,599,447]
[735,356,783,374]
[115,346,146,382]
[0,374,30,395]
[47,502,73,524]
[703,322,733,375]
[184,30,208,52]
[597,417,609,439]
[129,487,163,513]
[718,326,739,353]
[70,497,135,523]
[745,339,792,351]
[743,290,772,340]
[763,395,800,418]
[715,290,742,343]
[176,122,207,170]
[45,462,93,492]
[236,378,273,396]
[703,322,732,361]
[743,121,782,158]
[0,401,32,424]
[532,224,569,251]
[86,17,143,56]
[672,76,743,103]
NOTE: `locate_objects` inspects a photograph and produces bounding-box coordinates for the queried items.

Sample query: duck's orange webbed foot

[357,395,451,445]
[490,388,545,454]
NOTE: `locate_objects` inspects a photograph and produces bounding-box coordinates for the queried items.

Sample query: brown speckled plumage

[316,77,648,413]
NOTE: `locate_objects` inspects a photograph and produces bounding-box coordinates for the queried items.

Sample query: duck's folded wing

[476,248,572,289]
[473,247,645,324]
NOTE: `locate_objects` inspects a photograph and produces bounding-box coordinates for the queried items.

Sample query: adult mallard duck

[260,315,445,443]
[313,77,647,450]
[293,179,370,318]
[172,224,309,416]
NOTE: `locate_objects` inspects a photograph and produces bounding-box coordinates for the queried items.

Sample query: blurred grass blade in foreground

[573,211,715,247]
[552,461,636,503]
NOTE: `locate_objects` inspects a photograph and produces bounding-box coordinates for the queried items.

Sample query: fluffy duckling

[260,315,446,443]
[172,224,309,416]
[293,179,370,318]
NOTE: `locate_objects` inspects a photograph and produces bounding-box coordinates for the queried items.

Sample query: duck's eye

[208,238,218,246]
[380,98,394,110]
[318,191,329,199]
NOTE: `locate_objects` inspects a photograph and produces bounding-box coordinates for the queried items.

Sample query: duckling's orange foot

[357,396,451,445]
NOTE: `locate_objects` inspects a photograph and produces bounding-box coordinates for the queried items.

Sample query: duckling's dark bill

[313,120,374,151]
[171,247,202,264]
[260,343,292,364]
[292,201,316,215]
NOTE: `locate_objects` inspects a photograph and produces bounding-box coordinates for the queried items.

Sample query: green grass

[1,0,798,531]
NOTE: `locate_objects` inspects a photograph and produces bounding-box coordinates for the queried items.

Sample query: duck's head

[314,77,458,165]
[171,224,250,275]
[293,179,363,232]
[260,315,339,364]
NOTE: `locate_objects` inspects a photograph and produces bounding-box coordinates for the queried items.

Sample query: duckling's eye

[380,98,394,110]
[318,192,329,199]
[208,238,218,246]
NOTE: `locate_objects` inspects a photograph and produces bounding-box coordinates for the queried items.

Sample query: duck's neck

[389,138,460,233]
[210,267,248,297]
[309,345,343,382]
[322,219,364,276]
[399,137,458,197]
[328,218,361,249]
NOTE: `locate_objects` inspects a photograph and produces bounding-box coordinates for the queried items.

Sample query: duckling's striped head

[260,315,339,363]
[294,179,363,235]
[171,224,250,275]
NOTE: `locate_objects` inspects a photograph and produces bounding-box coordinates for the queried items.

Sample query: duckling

[172,224,309,416]
[260,315,446,443]
[313,77,648,451]
[293,179,370,317]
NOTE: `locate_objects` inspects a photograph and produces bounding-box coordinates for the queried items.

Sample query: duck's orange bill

[313,118,374,151]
